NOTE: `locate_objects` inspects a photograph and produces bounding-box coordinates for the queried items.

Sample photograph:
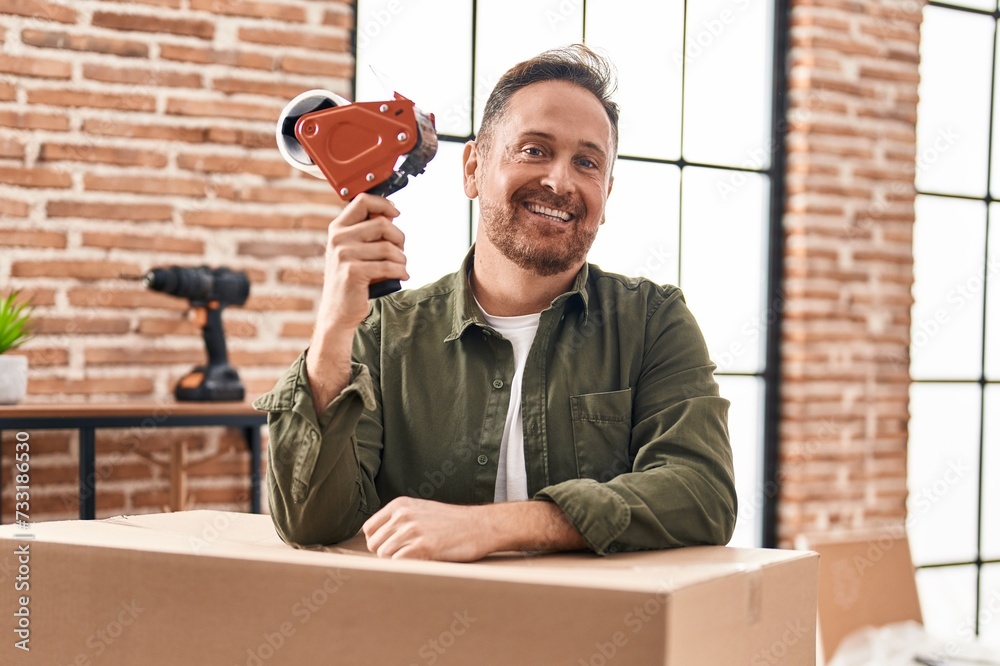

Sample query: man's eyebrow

[518,131,608,159]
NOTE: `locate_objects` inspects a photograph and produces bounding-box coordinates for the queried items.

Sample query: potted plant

[0,291,34,405]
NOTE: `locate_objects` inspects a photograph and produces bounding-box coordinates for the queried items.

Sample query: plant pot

[0,354,28,404]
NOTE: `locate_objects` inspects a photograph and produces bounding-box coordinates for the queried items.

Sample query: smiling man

[254,45,737,561]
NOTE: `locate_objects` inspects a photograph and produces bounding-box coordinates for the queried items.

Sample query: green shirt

[253,250,736,555]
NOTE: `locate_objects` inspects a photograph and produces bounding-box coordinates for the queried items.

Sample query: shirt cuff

[533,478,631,555]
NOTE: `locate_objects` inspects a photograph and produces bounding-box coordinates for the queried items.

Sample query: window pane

[987,205,1000,380]
[391,141,470,289]
[356,0,474,137]
[683,0,772,168]
[942,0,996,10]
[982,564,1000,642]
[911,196,986,380]
[917,6,992,197]
[907,383,981,566]
[585,0,684,160]
[916,565,979,641]
[680,167,768,374]
[587,160,680,285]
[473,0,583,132]
[984,385,1000,560]
[717,375,763,548]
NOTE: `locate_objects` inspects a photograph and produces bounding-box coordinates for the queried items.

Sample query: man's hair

[478,44,619,156]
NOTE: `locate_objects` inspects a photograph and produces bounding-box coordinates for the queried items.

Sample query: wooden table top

[0,401,262,419]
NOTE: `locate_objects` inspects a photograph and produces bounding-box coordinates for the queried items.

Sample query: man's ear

[462,141,479,199]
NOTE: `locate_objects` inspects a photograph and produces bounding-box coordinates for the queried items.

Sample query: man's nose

[539,158,575,195]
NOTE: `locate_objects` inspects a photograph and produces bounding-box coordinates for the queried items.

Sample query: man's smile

[522,201,575,223]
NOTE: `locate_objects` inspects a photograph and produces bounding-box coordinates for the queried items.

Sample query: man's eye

[578,158,598,169]
[524,147,543,156]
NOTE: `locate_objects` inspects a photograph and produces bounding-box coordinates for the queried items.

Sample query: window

[355,0,785,547]
[910,1,1000,641]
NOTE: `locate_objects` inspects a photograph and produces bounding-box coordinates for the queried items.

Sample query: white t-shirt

[474,300,541,503]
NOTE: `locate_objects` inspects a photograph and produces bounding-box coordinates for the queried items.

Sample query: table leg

[244,426,261,514]
[0,428,4,524]
[79,427,96,520]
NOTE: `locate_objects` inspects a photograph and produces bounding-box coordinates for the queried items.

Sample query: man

[253,45,736,562]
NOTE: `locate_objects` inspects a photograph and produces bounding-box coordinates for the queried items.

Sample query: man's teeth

[525,203,572,221]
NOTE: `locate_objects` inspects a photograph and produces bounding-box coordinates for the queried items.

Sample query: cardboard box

[1,511,817,665]
[796,531,922,664]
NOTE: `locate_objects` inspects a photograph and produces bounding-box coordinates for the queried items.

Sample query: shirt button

[477,454,489,465]
[492,379,504,389]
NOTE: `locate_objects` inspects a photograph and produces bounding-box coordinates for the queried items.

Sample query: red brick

[84,174,206,197]
[158,43,274,70]
[280,321,313,338]
[0,198,30,217]
[183,210,324,230]
[165,97,282,122]
[137,317,257,338]
[0,82,14,101]
[40,143,168,168]
[216,183,343,206]
[229,349,300,366]
[243,294,314,312]
[16,347,69,367]
[82,63,203,88]
[0,166,71,188]
[237,26,348,52]
[11,260,144,280]
[204,127,274,148]
[177,153,290,179]
[323,8,353,29]
[0,110,70,131]
[68,288,187,311]
[279,269,323,286]
[0,137,23,158]
[0,54,71,79]
[27,88,156,112]
[212,76,313,99]
[47,200,172,221]
[9,289,56,307]
[189,0,306,21]
[237,240,323,258]
[102,0,182,7]
[81,231,205,255]
[92,11,215,39]
[0,0,77,23]
[85,348,203,365]
[21,29,149,58]
[33,317,131,335]
[0,229,66,248]
[28,376,155,395]
[280,54,353,78]
[81,119,207,144]
[0,431,71,456]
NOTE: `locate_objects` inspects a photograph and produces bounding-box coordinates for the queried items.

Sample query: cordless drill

[143,266,251,401]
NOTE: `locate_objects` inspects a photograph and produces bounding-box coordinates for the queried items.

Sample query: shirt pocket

[569,388,633,483]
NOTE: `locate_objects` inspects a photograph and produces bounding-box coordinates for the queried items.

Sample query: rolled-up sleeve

[534,288,737,555]
[253,322,384,546]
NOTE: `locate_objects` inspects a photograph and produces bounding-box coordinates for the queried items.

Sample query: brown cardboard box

[1,511,818,665]
[796,531,922,664]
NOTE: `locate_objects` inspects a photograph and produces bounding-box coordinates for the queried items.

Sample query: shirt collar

[444,245,591,343]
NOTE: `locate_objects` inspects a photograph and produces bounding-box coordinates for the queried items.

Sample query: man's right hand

[306,194,407,413]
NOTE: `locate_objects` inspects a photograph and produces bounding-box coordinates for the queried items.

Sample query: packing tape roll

[275,89,351,179]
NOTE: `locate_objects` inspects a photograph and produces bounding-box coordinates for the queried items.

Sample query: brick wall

[778,0,922,546]
[0,0,354,520]
[1,0,924,542]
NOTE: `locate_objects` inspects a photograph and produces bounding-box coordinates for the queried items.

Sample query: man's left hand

[361,497,494,562]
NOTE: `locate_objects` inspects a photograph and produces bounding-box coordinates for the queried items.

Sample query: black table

[0,401,266,521]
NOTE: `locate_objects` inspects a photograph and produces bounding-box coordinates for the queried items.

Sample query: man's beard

[479,186,599,277]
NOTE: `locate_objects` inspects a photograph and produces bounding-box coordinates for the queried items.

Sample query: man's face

[463,80,615,277]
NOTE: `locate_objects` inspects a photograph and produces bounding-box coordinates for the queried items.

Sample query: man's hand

[306,194,407,413]
[361,497,589,562]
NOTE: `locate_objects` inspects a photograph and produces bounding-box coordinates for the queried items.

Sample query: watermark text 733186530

[12,430,34,652]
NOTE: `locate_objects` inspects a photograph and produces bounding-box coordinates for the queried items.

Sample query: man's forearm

[305,325,355,417]
[483,500,588,554]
